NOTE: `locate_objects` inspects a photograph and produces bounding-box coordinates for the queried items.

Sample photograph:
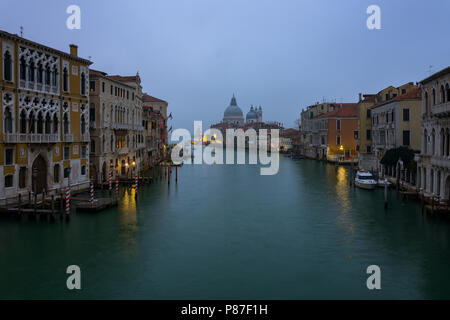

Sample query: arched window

[20,57,26,81]
[432,88,436,105]
[110,134,114,151]
[37,112,43,134]
[81,116,86,134]
[54,164,60,183]
[431,129,436,156]
[446,128,450,157]
[4,107,12,133]
[440,128,445,156]
[52,68,58,86]
[45,65,51,85]
[63,113,69,134]
[45,113,51,134]
[37,63,43,83]
[81,72,86,95]
[63,67,68,92]
[102,134,105,152]
[446,84,450,103]
[20,110,27,134]
[53,113,59,134]
[423,129,428,155]
[424,91,429,114]
[28,60,35,82]
[29,111,35,133]
[3,51,12,81]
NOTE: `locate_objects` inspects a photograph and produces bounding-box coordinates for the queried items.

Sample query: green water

[1,156,450,299]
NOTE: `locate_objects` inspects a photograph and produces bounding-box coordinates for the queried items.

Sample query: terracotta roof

[361,94,377,103]
[143,93,167,103]
[89,69,107,76]
[394,87,422,100]
[318,104,358,118]
[108,75,140,82]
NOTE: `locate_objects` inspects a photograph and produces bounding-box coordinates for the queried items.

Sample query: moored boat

[354,171,377,190]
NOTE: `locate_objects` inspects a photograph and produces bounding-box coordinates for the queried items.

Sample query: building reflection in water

[335,166,354,235]
[117,187,138,249]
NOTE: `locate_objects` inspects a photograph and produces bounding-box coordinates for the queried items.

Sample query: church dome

[223,95,244,125]
[246,106,258,122]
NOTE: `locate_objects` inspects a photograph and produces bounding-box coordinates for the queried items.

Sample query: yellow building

[0,30,92,203]
[88,69,145,183]
[357,82,418,170]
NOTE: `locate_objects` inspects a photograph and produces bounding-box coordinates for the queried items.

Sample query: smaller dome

[246,107,258,121]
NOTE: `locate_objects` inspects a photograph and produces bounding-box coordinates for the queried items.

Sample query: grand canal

[1,155,450,299]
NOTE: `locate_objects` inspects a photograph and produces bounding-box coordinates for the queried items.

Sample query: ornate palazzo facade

[0,30,91,202]
[88,70,145,183]
[416,66,450,200]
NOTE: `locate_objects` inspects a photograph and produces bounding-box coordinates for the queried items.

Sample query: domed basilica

[223,94,262,126]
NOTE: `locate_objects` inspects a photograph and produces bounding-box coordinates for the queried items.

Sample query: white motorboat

[354,171,377,190]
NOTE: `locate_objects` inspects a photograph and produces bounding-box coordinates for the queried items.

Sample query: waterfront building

[371,87,422,181]
[299,102,342,159]
[88,69,144,183]
[357,82,418,170]
[415,66,450,200]
[0,30,91,202]
[142,93,169,167]
[317,104,358,163]
[279,128,298,152]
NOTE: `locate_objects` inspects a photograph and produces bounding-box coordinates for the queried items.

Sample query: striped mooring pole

[115,179,119,196]
[108,171,112,191]
[90,181,95,204]
[65,186,70,215]
[135,173,138,197]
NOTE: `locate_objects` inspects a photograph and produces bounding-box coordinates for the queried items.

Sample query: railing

[19,79,59,95]
[64,134,74,142]
[117,147,129,155]
[81,132,90,142]
[112,123,131,130]
[3,133,59,143]
[432,102,450,117]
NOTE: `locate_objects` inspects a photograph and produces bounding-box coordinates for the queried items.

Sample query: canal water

[1,154,450,299]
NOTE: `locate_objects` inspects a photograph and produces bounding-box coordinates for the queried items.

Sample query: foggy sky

[2,0,449,134]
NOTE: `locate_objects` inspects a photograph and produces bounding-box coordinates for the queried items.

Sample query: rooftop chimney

[69,44,78,57]
[358,93,362,102]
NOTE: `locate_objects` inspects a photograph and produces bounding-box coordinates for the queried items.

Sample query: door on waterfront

[445,176,450,201]
[32,155,47,194]
[102,162,107,182]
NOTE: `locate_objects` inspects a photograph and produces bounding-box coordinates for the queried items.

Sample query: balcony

[64,134,74,142]
[116,147,129,155]
[81,132,90,142]
[3,133,59,143]
[19,79,59,95]
[432,102,450,117]
[112,123,131,130]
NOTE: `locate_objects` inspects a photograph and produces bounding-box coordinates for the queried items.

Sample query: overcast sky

[2,0,449,133]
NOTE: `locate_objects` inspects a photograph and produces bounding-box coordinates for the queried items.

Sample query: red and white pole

[65,186,70,215]
[108,171,112,191]
[135,173,138,196]
[115,179,119,196]
[90,182,94,204]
